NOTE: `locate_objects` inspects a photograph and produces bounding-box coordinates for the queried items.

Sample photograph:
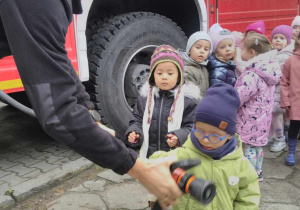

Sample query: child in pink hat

[292,16,300,40]
[269,25,294,153]
[245,20,266,35]
[234,21,266,77]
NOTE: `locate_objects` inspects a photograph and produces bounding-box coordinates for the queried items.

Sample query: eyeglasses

[192,128,229,144]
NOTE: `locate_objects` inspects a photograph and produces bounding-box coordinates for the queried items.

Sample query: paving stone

[46,193,107,210]
[0,159,19,170]
[286,169,300,189]
[83,180,106,192]
[0,183,10,195]
[13,156,41,167]
[35,154,65,164]
[260,179,300,203]
[22,169,43,179]
[262,159,293,179]
[57,150,82,161]
[52,157,72,166]
[0,170,11,178]
[0,152,25,161]
[100,182,148,209]
[263,145,283,159]
[97,170,133,183]
[260,203,300,210]
[6,164,36,176]
[29,161,59,173]
[13,158,92,199]
[0,173,29,187]
[0,195,14,210]
[70,185,89,192]
[42,146,70,156]
[19,148,49,158]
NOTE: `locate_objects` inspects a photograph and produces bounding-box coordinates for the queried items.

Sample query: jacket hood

[183,134,243,160]
[207,54,235,71]
[294,49,300,56]
[277,41,294,57]
[178,49,209,66]
[139,82,201,101]
[244,50,282,86]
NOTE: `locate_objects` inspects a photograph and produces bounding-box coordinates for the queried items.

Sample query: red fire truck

[0,0,298,136]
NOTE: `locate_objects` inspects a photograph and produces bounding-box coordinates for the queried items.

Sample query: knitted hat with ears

[148,45,185,122]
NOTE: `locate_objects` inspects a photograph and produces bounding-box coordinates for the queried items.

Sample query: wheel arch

[76,0,207,81]
[86,0,208,36]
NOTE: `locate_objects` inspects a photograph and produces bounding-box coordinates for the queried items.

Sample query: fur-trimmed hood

[139,82,201,101]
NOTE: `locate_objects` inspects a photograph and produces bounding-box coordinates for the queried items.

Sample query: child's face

[215,39,235,63]
[292,25,300,40]
[194,122,232,150]
[189,40,211,63]
[154,62,179,90]
[272,33,288,50]
[241,42,256,61]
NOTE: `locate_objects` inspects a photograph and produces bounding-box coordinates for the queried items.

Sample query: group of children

[120,16,300,209]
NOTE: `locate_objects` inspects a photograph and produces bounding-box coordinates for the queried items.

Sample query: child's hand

[167,134,178,147]
[128,131,140,143]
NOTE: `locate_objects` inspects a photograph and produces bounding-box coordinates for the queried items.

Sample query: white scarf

[139,85,186,158]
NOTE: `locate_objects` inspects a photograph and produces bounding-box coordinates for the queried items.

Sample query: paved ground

[1,101,300,209]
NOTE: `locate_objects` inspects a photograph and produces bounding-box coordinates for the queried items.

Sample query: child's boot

[270,136,286,152]
[286,138,297,166]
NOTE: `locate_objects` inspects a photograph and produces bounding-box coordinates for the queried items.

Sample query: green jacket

[150,134,260,210]
[179,50,209,99]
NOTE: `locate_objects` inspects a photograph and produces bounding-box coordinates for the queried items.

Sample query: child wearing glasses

[150,83,260,210]
[235,33,281,181]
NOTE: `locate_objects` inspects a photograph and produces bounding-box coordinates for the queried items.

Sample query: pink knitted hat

[210,29,235,52]
[271,25,293,45]
[292,16,300,27]
[245,21,266,35]
[148,45,185,122]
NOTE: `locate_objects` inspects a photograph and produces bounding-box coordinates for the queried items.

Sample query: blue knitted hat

[194,83,240,135]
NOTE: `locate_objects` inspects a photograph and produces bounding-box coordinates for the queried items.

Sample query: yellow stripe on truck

[0,79,23,90]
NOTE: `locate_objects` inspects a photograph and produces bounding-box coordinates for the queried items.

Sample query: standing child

[281,33,300,166]
[234,21,266,77]
[179,31,212,99]
[269,25,294,152]
[292,16,300,41]
[151,83,260,210]
[235,33,281,181]
[207,27,237,87]
[124,45,200,159]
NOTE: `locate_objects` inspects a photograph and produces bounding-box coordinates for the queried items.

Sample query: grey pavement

[1,101,300,209]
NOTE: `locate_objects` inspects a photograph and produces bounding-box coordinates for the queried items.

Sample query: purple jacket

[235,50,282,146]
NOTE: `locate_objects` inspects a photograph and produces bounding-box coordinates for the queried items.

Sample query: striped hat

[147,45,185,122]
[149,45,184,86]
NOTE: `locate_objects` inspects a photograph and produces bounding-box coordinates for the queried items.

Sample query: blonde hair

[295,32,300,50]
[215,39,236,63]
[242,33,272,55]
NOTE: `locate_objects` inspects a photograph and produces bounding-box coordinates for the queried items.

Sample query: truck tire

[86,12,187,137]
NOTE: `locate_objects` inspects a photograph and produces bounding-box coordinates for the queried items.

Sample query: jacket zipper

[157,92,165,151]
